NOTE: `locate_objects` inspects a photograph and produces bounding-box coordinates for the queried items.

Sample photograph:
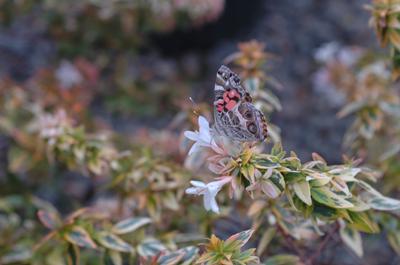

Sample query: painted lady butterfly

[213,65,268,142]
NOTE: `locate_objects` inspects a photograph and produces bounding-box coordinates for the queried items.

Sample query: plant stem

[306,221,340,265]
[276,222,307,263]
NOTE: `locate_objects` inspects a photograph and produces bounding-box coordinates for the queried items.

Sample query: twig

[306,221,340,265]
[276,222,307,263]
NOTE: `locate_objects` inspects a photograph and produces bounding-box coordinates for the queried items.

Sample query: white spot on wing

[214,84,225,91]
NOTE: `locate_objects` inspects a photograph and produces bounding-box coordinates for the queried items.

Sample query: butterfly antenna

[189,97,200,117]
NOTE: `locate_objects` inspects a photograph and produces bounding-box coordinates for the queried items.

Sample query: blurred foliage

[367,0,400,79]
[308,0,400,259]
[313,43,400,191]
[0,0,399,264]
[0,0,225,56]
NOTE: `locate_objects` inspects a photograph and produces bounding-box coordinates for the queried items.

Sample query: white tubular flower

[184,116,222,155]
[185,177,231,213]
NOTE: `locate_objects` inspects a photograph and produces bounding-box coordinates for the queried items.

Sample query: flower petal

[190,180,206,187]
[186,187,202,195]
[198,116,210,133]
[184,131,199,141]
[203,191,212,211]
[209,196,220,213]
[188,142,201,156]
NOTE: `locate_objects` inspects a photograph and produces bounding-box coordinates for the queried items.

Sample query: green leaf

[387,231,400,255]
[1,247,32,264]
[357,180,381,197]
[283,172,305,183]
[111,217,152,235]
[162,192,180,211]
[137,239,167,258]
[257,227,276,256]
[260,179,282,198]
[37,209,61,230]
[379,101,400,117]
[347,197,371,212]
[313,203,338,219]
[368,196,400,211]
[271,142,285,158]
[64,226,97,249]
[293,181,312,206]
[347,211,379,233]
[253,159,279,169]
[328,167,361,182]
[97,232,133,252]
[67,244,80,265]
[311,186,353,209]
[103,250,122,265]
[158,251,183,265]
[357,180,400,210]
[178,246,199,265]
[269,171,285,191]
[266,123,281,143]
[264,254,300,265]
[258,90,282,111]
[337,100,368,118]
[380,143,400,161]
[306,172,331,186]
[340,226,363,257]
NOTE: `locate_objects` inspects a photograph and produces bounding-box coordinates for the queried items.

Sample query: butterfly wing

[213,65,267,142]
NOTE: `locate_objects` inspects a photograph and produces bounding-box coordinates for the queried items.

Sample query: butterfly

[212,65,268,142]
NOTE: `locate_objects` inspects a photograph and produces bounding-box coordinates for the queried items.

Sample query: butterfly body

[213,65,268,142]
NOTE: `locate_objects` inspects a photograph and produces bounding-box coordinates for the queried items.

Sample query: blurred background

[2,1,399,265]
[0,0,374,162]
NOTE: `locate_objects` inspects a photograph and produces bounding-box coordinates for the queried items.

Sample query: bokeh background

[0,0,374,162]
[1,1,399,264]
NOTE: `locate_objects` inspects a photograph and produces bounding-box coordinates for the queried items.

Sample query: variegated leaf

[292,181,312,206]
[64,226,97,249]
[311,186,353,209]
[97,232,133,252]
[340,226,363,257]
[111,217,152,235]
[137,239,167,258]
[226,229,253,248]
